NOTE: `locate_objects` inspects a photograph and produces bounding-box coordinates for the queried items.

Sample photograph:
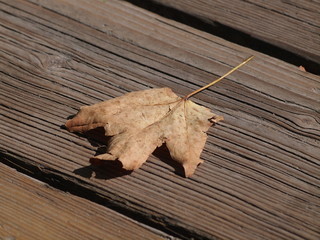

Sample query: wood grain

[0,163,170,240]
[136,0,320,63]
[1,0,320,239]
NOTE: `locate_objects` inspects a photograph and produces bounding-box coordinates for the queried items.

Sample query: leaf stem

[184,56,254,100]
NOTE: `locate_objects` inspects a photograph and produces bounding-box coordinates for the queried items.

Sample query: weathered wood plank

[133,0,320,64]
[1,0,320,239]
[0,163,171,240]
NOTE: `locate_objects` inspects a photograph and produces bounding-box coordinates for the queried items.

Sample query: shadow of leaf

[73,159,132,180]
[152,145,185,177]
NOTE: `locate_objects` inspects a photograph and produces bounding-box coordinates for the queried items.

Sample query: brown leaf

[66,88,223,177]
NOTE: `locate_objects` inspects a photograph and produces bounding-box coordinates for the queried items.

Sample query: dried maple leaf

[65,56,253,177]
[66,88,223,176]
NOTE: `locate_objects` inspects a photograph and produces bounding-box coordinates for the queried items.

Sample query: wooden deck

[1,0,319,239]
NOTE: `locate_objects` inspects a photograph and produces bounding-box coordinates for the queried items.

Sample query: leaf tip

[64,119,73,132]
[183,160,203,178]
[210,115,224,124]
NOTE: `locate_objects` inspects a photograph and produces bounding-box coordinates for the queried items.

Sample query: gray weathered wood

[1,0,320,239]
[139,0,320,63]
